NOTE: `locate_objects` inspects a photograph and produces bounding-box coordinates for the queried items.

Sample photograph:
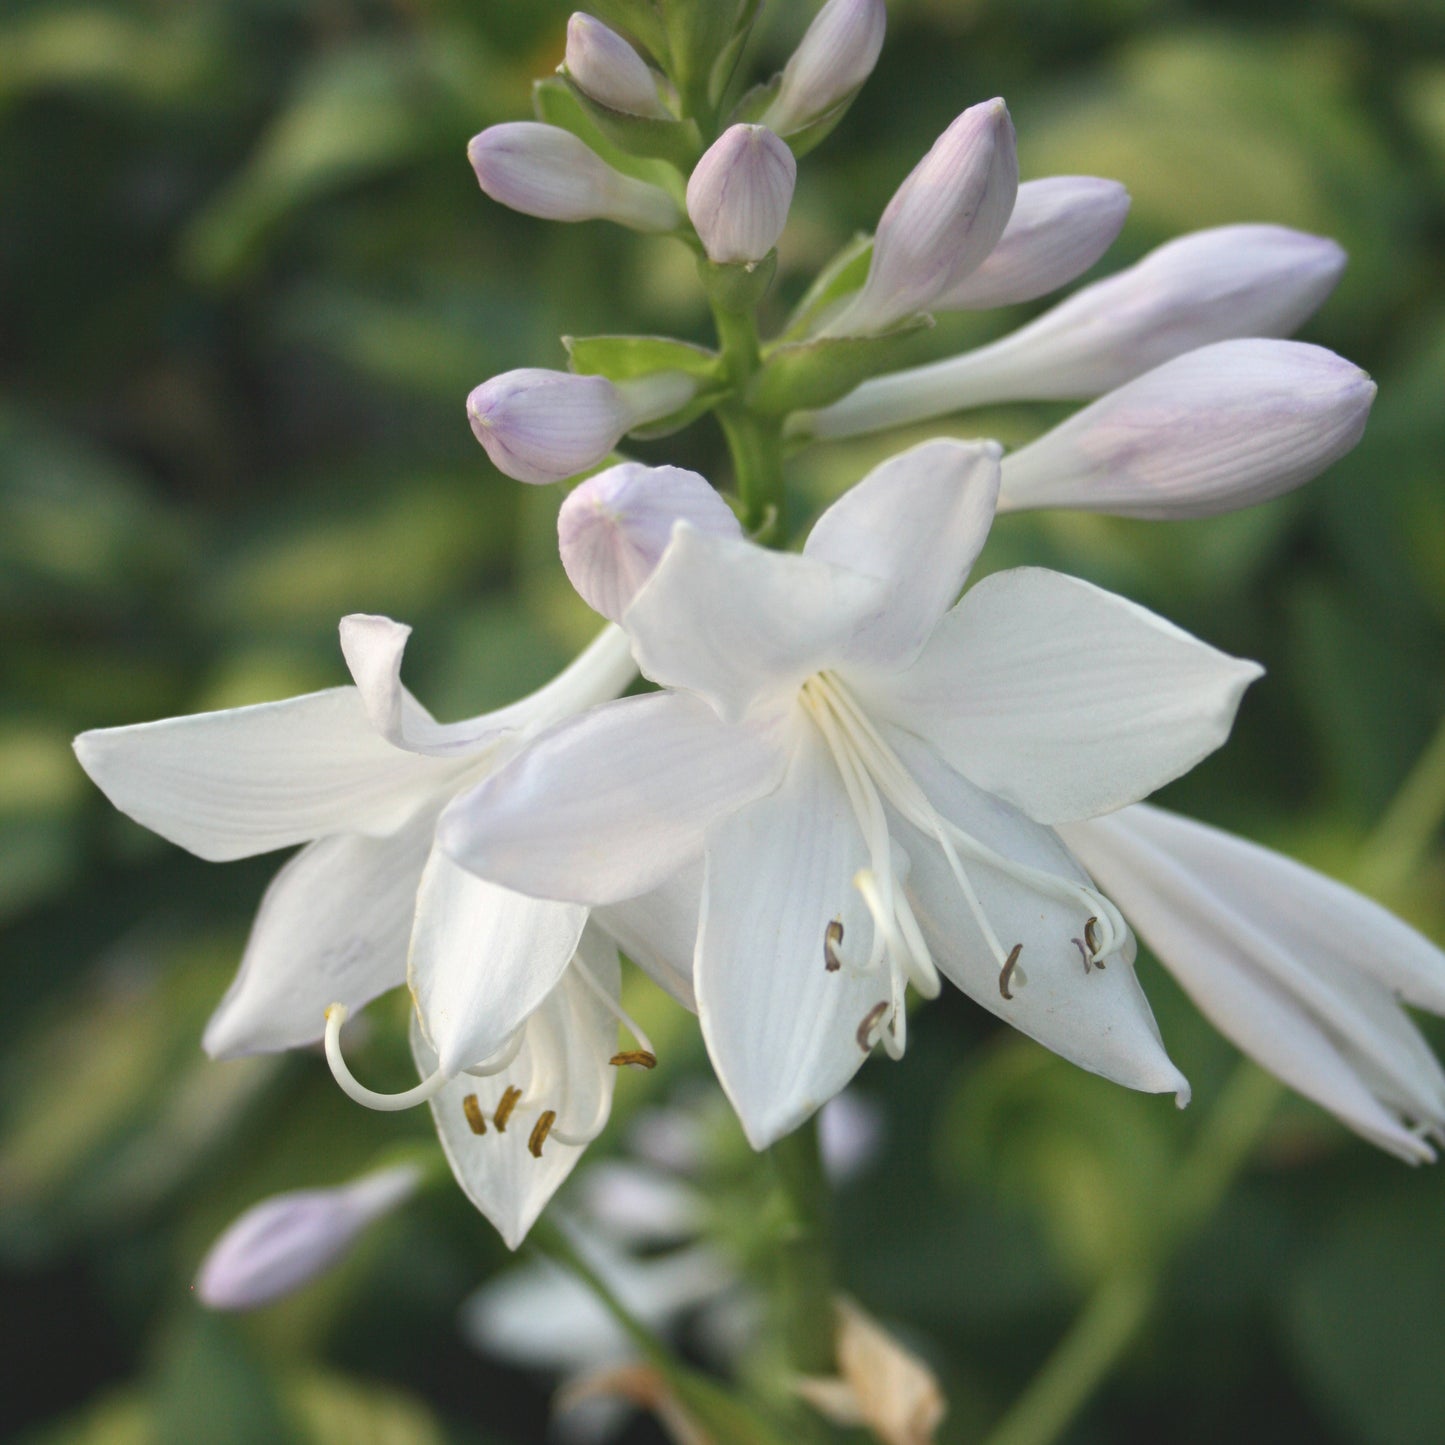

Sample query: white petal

[803,439,1001,670]
[866,568,1262,824]
[697,726,885,1149]
[687,124,797,265]
[417,930,620,1250]
[74,689,464,861]
[626,523,888,723]
[885,728,1187,1099]
[565,14,667,119]
[594,861,703,1010]
[1062,809,1439,1159]
[936,175,1130,310]
[439,691,786,905]
[762,0,886,136]
[409,846,587,1076]
[998,340,1376,519]
[203,802,438,1058]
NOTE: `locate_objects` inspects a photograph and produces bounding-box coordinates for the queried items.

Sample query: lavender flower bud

[467,369,697,485]
[824,98,1018,336]
[559,462,742,622]
[998,339,1376,519]
[763,0,887,137]
[468,122,680,231]
[686,125,797,264]
[195,1165,421,1310]
[564,13,668,118]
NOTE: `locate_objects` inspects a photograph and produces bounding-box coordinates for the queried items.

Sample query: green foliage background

[3,0,1445,1440]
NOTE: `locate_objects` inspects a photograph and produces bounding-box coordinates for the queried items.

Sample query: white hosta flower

[822,99,1019,338]
[195,1164,422,1310]
[762,0,887,138]
[810,224,1346,435]
[443,439,1266,1145]
[564,14,668,118]
[468,122,680,231]
[1061,805,1445,1162]
[934,175,1131,312]
[467,368,696,485]
[997,339,1376,519]
[686,124,797,265]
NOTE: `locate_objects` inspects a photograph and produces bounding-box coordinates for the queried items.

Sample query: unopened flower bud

[824,98,1018,337]
[565,13,668,118]
[468,122,680,231]
[468,369,697,485]
[763,0,886,137]
[686,125,796,264]
[559,462,741,621]
[998,339,1376,519]
[936,175,1130,311]
[195,1164,421,1310]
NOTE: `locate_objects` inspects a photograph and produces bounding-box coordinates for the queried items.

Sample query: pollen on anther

[494,1085,522,1132]
[461,1093,488,1135]
[856,1000,888,1052]
[999,943,1023,1000]
[1084,916,1101,956]
[824,918,844,972]
[528,1109,556,1159]
[610,1050,658,1070]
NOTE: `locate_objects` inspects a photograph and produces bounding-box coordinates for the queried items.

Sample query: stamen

[998,944,1023,1000]
[529,1110,557,1158]
[571,953,657,1062]
[1084,917,1101,956]
[856,1000,889,1053]
[610,1050,657,1069]
[494,1085,522,1131]
[323,1004,449,1112]
[461,1093,488,1135]
[824,918,844,972]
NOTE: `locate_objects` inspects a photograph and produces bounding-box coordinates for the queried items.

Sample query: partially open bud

[468,122,680,231]
[823,99,1018,337]
[559,462,742,622]
[565,14,668,118]
[763,0,887,137]
[195,1164,421,1310]
[687,124,797,264]
[468,369,697,485]
[998,339,1376,519]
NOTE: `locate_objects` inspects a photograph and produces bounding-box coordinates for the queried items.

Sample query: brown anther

[493,1085,522,1132]
[528,1109,556,1159]
[461,1093,487,1135]
[609,1050,658,1070]
[999,943,1023,1000]
[824,918,845,972]
[856,1001,889,1053]
[1084,917,1101,956]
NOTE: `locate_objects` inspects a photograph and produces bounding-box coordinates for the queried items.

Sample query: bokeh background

[4,0,1445,1440]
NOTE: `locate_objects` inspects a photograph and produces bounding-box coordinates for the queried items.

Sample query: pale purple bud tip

[826,98,1019,336]
[764,0,886,136]
[686,125,797,264]
[469,369,631,484]
[565,13,668,118]
[468,122,679,232]
[195,1165,421,1310]
[559,462,742,621]
[999,338,1376,519]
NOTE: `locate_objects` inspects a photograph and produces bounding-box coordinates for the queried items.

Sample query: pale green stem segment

[767,1117,838,1378]
[711,300,785,542]
[984,718,1445,1445]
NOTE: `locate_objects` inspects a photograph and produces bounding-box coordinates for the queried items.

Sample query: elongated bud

[998,339,1375,519]
[468,369,697,484]
[763,0,886,137]
[195,1165,421,1310]
[565,14,668,118]
[823,99,1018,336]
[936,175,1130,311]
[687,125,796,264]
[468,122,680,231]
[559,462,742,622]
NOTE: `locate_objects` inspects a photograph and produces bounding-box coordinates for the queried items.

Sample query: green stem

[1358,711,1445,895]
[711,301,785,541]
[766,1119,837,1377]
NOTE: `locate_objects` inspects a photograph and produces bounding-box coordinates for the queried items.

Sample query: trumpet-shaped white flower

[1061,804,1445,1162]
[444,441,1265,1146]
[762,0,887,138]
[687,124,797,265]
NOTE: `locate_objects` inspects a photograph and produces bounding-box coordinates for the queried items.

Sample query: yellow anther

[856,1000,889,1053]
[461,1093,487,1135]
[999,943,1023,1000]
[609,1050,658,1070]
[824,918,844,972]
[494,1085,522,1132]
[528,1110,556,1158]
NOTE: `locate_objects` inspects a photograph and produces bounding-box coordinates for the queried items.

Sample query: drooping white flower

[762,0,887,138]
[687,124,797,265]
[564,14,668,119]
[443,440,1265,1146]
[468,122,680,231]
[1061,804,1445,1162]
[195,1163,422,1310]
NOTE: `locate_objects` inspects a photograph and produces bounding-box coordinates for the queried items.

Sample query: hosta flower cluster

[76,0,1445,1274]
